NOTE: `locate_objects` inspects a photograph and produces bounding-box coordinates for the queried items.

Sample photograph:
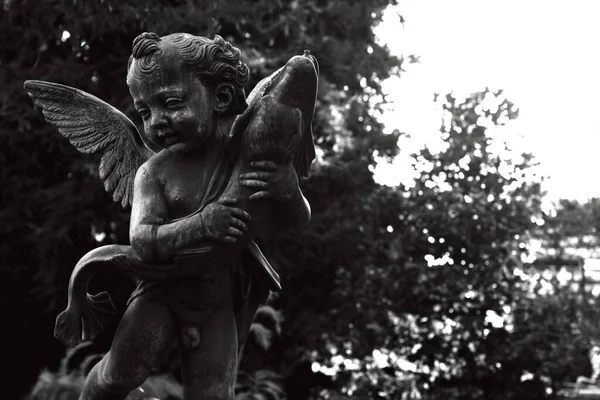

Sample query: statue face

[128,54,216,154]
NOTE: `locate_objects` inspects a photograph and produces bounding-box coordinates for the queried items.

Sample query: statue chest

[163,164,216,219]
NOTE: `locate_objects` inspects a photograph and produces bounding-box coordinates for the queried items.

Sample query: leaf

[249,323,273,351]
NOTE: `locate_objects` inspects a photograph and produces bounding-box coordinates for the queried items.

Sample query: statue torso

[153,141,228,220]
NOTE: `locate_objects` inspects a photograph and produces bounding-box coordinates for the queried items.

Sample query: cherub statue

[24,32,318,400]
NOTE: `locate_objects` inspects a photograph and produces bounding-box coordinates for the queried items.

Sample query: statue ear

[214,83,235,115]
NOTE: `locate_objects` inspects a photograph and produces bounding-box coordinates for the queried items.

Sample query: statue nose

[150,113,168,130]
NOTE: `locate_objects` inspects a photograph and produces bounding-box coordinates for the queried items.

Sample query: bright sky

[375,1,600,201]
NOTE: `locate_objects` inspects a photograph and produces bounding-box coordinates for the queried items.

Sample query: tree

[289,89,550,399]
[518,198,600,397]
[398,90,547,399]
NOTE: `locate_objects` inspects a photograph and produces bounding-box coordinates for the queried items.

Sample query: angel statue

[24,31,318,400]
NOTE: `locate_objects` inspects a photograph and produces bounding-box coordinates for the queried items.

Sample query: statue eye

[138,109,150,120]
[165,98,183,109]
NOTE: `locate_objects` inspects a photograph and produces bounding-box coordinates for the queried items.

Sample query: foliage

[534,198,600,264]
[396,90,545,399]
[27,343,101,400]
[236,370,286,400]
[26,343,183,400]
[279,89,551,399]
[10,1,596,399]
[27,370,83,400]
[249,303,285,352]
[520,197,600,396]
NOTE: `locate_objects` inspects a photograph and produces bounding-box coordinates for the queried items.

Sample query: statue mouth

[158,131,178,146]
[164,136,179,146]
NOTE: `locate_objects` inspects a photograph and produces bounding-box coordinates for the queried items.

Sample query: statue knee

[97,364,148,394]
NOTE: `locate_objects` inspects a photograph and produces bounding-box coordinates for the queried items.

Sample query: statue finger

[239,179,269,189]
[211,234,233,244]
[228,227,244,237]
[231,208,252,222]
[250,160,277,171]
[222,236,238,244]
[249,191,272,201]
[219,197,238,206]
[229,218,248,232]
[239,171,271,181]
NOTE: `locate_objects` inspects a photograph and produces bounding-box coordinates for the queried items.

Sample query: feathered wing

[24,80,157,208]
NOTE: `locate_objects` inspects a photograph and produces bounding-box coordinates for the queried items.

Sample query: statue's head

[126,32,249,152]
[127,32,249,118]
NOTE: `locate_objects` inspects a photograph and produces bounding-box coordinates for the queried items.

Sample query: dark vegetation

[3,1,600,399]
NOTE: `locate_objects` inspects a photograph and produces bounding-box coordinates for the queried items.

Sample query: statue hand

[199,198,251,244]
[239,160,298,202]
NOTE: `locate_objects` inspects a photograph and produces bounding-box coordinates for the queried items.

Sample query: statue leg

[179,296,238,400]
[80,294,177,400]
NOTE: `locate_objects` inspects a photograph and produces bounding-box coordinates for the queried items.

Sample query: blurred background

[3,0,600,399]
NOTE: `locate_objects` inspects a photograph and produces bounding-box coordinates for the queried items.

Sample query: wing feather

[42,109,87,120]
[122,176,132,209]
[104,166,121,193]
[76,138,110,154]
[59,126,98,138]
[113,176,127,205]
[99,148,119,181]
[24,80,156,208]
[43,105,86,117]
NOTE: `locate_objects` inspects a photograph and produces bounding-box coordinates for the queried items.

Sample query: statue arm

[129,163,208,263]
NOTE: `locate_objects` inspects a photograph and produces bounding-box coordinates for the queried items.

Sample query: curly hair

[126,32,249,117]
